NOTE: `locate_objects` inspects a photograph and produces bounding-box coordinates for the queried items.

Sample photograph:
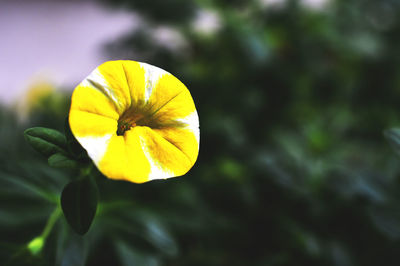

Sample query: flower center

[117,120,136,136]
[116,103,184,136]
[116,108,146,136]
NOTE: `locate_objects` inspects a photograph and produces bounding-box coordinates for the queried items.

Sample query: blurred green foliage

[2,0,400,265]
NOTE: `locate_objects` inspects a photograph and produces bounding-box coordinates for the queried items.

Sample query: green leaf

[48,153,79,169]
[64,117,89,161]
[384,128,400,156]
[24,127,67,157]
[61,176,98,235]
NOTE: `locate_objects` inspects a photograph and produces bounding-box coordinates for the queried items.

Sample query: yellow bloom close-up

[69,60,199,183]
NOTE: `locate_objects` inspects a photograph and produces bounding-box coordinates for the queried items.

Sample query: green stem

[27,206,61,255]
[41,206,61,240]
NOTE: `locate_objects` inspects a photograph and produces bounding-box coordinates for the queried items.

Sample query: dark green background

[2,0,400,265]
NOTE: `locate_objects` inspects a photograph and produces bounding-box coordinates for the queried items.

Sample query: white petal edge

[139,62,167,102]
[81,69,125,113]
[176,110,200,148]
[76,134,113,165]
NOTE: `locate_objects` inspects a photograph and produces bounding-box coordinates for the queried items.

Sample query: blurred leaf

[59,235,87,266]
[114,240,160,266]
[48,153,79,169]
[4,247,46,266]
[102,209,178,257]
[384,128,400,156]
[328,242,352,266]
[0,171,58,203]
[142,218,178,257]
[24,127,67,157]
[369,205,400,240]
[61,177,98,235]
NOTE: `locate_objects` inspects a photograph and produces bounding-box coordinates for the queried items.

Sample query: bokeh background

[2,0,400,265]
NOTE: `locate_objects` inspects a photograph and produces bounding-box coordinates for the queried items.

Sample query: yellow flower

[69,60,199,183]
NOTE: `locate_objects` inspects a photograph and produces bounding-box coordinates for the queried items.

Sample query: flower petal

[98,127,151,183]
[148,73,196,119]
[153,127,199,166]
[69,110,117,137]
[96,61,132,113]
[137,127,195,179]
[121,61,146,107]
[70,83,120,120]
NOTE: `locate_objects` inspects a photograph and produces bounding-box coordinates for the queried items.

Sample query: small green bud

[27,236,44,255]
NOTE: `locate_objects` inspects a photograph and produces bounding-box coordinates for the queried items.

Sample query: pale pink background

[0,0,138,104]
